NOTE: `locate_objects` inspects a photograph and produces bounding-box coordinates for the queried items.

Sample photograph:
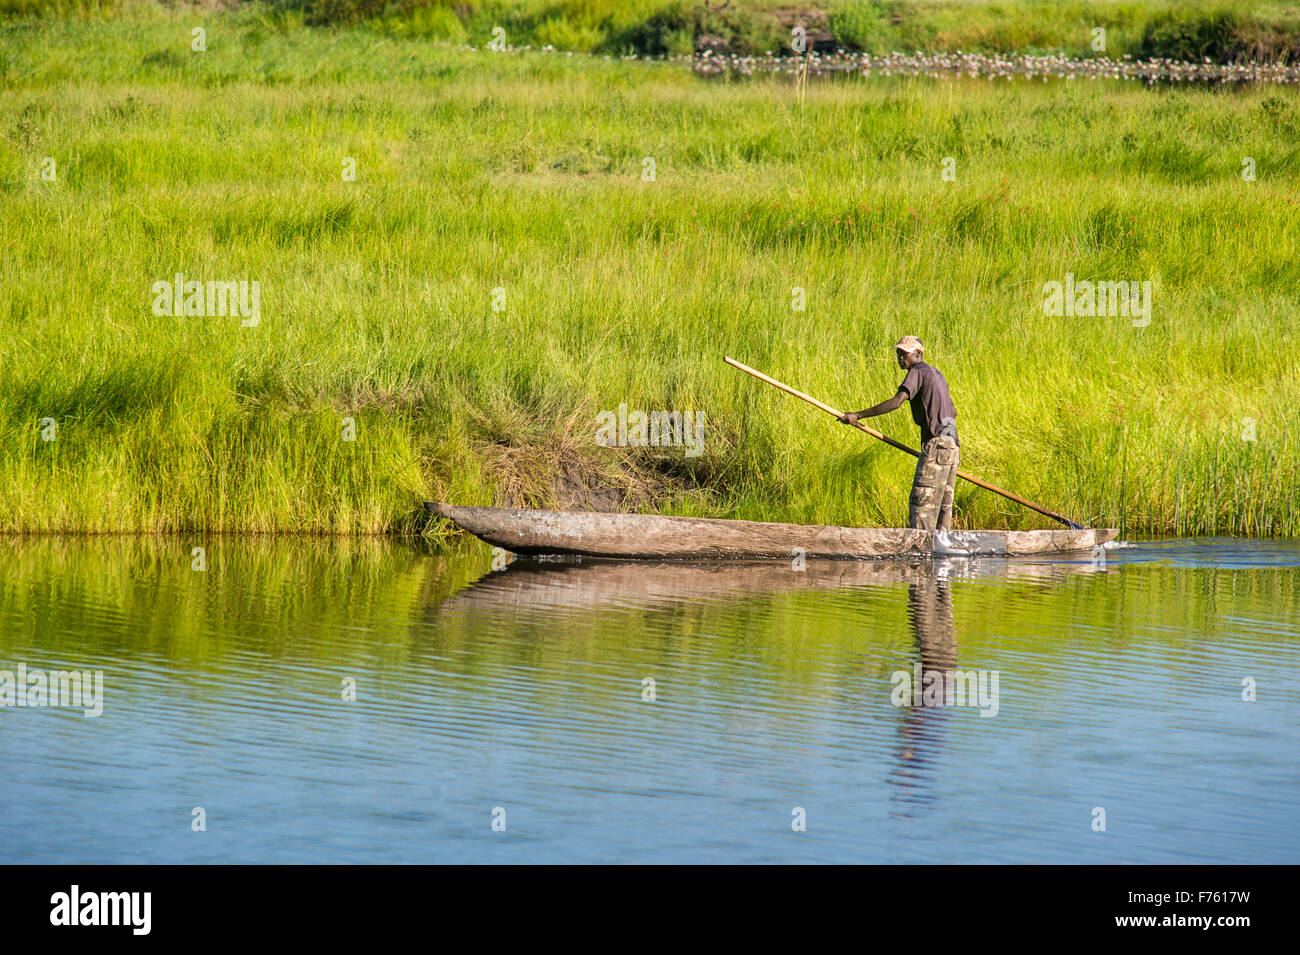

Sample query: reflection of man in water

[889,567,959,817]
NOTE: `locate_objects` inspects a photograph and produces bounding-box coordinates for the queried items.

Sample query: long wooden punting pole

[724,356,1085,530]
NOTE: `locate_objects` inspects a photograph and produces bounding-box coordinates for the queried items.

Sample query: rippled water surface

[1,537,1296,863]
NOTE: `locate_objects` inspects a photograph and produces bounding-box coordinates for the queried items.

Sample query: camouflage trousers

[909,435,959,532]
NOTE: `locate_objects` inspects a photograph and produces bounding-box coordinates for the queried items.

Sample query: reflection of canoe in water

[425,503,1117,560]
[434,555,1106,614]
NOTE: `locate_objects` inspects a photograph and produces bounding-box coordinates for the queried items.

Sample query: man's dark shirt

[898,362,958,446]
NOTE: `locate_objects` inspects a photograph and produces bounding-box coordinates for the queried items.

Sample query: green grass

[11,1,1300,61]
[331,0,1300,62]
[1,5,1298,536]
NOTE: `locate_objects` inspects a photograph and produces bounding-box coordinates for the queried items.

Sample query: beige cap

[894,335,924,355]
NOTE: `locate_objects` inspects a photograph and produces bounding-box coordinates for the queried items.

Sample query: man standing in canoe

[838,336,959,532]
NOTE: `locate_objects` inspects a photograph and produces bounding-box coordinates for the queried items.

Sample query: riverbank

[12,1,1300,63]
[2,7,1298,536]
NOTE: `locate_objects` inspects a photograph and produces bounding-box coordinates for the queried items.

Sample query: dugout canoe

[425,503,1117,560]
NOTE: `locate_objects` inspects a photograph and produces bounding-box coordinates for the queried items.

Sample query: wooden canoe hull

[426,503,1118,559]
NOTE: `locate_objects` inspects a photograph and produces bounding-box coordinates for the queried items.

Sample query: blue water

[0,537,1296,863]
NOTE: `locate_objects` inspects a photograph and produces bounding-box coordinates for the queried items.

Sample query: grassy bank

[2,6,1298,536]
[11,1,1300,63]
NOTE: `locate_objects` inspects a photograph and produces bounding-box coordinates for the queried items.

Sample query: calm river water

[1,536,1296,864]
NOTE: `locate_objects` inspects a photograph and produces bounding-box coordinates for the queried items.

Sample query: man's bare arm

[839,390,907,425]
